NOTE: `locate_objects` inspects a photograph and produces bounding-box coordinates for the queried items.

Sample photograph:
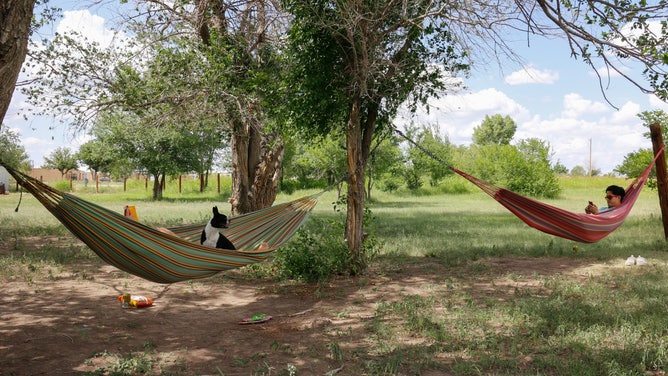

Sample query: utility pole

[589,138,592,177]
[650,123,668,240]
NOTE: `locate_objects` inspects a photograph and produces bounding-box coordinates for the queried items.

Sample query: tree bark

[229,117,282,215]
[345,92,379,274]
[0,0,36,126]
[346,94,366,274]
[230,119,252,214]
[251,132,283,209]
[650,123,668,240]
[152,173,163,200]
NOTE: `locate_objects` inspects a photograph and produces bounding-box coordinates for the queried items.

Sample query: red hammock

[451,147,664,243]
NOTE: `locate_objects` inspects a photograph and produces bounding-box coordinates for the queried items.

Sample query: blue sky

[4,2,667,173]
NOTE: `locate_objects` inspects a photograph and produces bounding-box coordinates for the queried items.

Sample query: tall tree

[284,0,469,273]
[639,110,668,140]
[43,147,79,178]
[0,128,31,171]
[189,0,289,214]
[22,0,290,214]
[92,111,205,200]
[405,125,453,187]
[76,139,116,191]
[0,0,36,125]
[472,114,517,146]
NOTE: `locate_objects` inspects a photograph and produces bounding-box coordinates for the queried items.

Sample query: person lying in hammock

[585,185,626,214]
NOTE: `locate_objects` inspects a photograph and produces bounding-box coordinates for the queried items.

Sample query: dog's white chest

[202,222,220,247]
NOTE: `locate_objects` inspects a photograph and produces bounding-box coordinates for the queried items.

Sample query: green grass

[364,264,668,375]
[2,175,668,375]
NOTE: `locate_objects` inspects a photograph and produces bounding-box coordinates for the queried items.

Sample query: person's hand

[585,201,598,214]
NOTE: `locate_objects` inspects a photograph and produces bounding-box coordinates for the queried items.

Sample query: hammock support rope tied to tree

[1,163,318,283]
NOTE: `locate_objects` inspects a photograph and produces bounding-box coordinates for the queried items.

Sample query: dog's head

[210,206,230,229]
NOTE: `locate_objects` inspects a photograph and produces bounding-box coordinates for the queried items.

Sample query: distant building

[0,166,9,194]
[29,168,90,182]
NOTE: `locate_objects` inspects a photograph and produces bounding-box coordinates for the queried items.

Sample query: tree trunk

[251,133,283,209]
[345,92,379,274]
[152,173,163,200]
[230,119,252,214]
[0,0,35,126]
[346,95,366,274]
[229,118,283,215]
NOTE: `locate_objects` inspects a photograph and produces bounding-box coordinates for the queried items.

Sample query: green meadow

[2,174,668,375]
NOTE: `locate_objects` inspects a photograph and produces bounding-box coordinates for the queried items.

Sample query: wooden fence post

[649,123,668,240]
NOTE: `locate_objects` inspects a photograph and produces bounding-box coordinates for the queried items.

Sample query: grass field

[2,175,668,375]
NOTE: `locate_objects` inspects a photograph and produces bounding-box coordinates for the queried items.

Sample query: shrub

[52,180,71,192]
[381,175,402,192]
[273,218,351,283]
[250,195,379,281]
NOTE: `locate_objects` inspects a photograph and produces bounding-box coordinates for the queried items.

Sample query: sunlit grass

[2,175,665,257]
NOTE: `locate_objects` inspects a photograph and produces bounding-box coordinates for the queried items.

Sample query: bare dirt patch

[0,239,625,376]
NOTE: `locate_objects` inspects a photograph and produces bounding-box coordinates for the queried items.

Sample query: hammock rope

[1,164,318,283]
[395,128,664,243]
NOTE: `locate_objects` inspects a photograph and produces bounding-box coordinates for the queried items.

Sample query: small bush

[52,180,71,192]
[437,176,472,194]
[381,176,402,192]
[273,218,351,283]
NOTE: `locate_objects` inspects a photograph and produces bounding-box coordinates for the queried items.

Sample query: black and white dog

[200,206,236,250]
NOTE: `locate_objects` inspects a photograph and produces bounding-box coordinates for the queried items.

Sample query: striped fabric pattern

[2,165,318,283]
[451,147,663,243]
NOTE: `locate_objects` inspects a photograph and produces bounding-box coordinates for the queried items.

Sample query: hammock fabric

[394,128,664,243]
[1,164,317,283]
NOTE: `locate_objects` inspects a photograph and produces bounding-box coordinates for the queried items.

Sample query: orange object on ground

[123,205,138,221]
[117,295,153,308]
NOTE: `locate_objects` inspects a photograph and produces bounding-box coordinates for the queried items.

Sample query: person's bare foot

[257,242,269,250]
[157,227,177,237]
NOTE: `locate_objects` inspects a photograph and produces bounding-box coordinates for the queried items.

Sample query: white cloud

[515,115,644,173]
[22,136,55,148]
[617,21,665,46]
[398,87,647,173]
[397,88,531,145]
[561,93,609,118]
[591,64,631,79]
[649,94,668,110]
[504,66,559,85]
[609,101,641,124]
[58,10,125,48]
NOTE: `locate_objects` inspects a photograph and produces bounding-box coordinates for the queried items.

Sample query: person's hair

[606,185,626,202]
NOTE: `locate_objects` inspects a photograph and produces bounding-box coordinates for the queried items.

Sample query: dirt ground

[0,238,618,376]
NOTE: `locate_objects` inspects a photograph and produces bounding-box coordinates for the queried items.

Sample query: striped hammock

[396,129,664,243]
[451,149,660,243]
[2,165,317,283]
